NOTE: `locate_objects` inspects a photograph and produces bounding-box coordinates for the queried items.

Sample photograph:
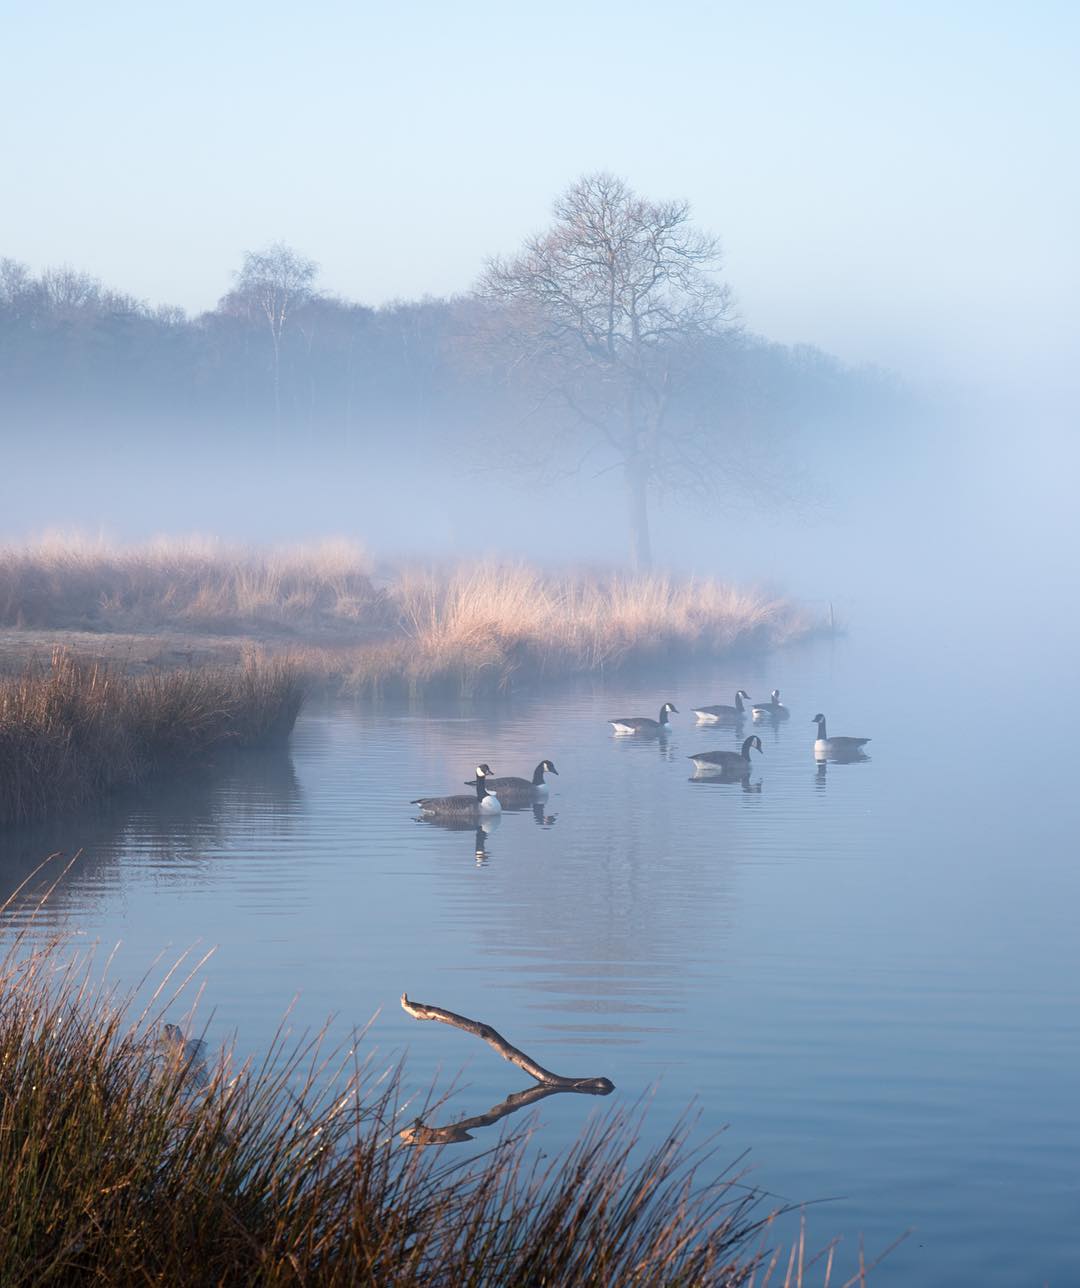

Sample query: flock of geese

[410,688,870,821]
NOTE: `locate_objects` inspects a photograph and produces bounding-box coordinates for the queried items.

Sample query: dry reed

[0,650,303,826]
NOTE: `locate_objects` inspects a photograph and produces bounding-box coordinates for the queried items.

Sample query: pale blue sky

[2,1,1076,394]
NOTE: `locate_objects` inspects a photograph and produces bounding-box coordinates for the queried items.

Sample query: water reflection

[415,813,502,864]
[400,1079,613,1146]
[689,771,763,793]
[814,749,872,766]
[0,748,303,925]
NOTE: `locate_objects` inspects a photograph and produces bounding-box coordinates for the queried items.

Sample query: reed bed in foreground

[0,650,303,825]
[0,921,882,1286]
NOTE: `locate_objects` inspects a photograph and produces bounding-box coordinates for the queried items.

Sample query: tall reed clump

[0,650,303,826]
[0,921,878,1286]
[349,564,813,698]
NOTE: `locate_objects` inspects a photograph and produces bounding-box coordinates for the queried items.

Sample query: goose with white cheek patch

[466,759,558,804]
[811,714,870,756]
[688,735,763,773]
[693,691,751,723]
[751,689,789,721]
[412,764,502,817]
[609,703,677,735]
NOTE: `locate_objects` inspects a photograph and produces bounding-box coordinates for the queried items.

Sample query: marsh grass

[0,650,303,825]
[0,898,885,1286]
[351,564,811,698]
[0,537,815,699]
[0,534,388,635]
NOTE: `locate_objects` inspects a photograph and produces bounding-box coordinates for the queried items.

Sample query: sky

[2,0,1077,399]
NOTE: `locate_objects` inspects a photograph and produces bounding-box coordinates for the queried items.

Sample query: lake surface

[2,599,1078,1285]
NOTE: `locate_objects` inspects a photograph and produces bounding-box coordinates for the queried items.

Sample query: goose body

[693,691,751,723]
[609,703,677,735]
[811,714,870,756]
[688,735,763,772]
[413,764,502,817]
[751,689,790,720]
[466,759,558,802]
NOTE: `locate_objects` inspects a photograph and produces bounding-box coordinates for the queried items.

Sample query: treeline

[0,249,899,453]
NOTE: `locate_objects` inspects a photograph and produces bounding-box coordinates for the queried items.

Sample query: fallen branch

[400,993,614,1093]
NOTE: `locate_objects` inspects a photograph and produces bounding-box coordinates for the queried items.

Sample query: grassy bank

[0,650,303,826]
[0,921,878,1286]
[0,537,814,697]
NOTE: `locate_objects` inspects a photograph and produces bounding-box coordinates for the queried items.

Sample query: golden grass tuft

[348,563,812,697]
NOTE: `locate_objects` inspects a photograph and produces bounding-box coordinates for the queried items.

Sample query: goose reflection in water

[400,1079,612,1146]
[416,812,501,864]
[531,802,557,827]
[814,751,871,788]
[688,770,762,793]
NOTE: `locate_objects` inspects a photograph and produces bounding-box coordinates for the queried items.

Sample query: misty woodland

[1,174,905,567]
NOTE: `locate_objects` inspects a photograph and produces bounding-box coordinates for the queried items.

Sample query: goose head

[742,735,764,757]
[541,759,559,775]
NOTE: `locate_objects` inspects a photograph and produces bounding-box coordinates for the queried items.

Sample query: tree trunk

[625,462,652,571]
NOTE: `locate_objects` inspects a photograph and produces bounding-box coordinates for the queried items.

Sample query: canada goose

[811,714,870,756]
[692,691,751,723]
[609,703,677,735]
[688,735,763,772]
[412,764,502,817]
[751,689,789,720]
[466,759,558,802]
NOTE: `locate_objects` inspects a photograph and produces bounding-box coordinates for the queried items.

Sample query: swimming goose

[693,691,751,723]
[609,703,677,735]
[466,759,558,802]
[412,764,502,817]
[751,689,789,720]
[688,735,763,772]
[811,714,870,756]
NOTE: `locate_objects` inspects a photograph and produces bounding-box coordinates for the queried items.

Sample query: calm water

[2,603,1078,1285]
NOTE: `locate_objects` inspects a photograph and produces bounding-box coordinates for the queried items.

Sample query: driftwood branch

[401,993,614,1093]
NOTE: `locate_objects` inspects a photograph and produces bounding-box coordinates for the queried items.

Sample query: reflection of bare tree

[401,1081,606,1145]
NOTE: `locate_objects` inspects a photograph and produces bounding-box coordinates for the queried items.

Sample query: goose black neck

[658,707,670,725]
[531,763,546,785]
[474,778,490,800]
[734,693,745,712]
[814,717,827,739]
[741,736,756,759]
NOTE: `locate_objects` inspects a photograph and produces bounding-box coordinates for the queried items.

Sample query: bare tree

[230,242,318,424]
[476,173,735,569]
